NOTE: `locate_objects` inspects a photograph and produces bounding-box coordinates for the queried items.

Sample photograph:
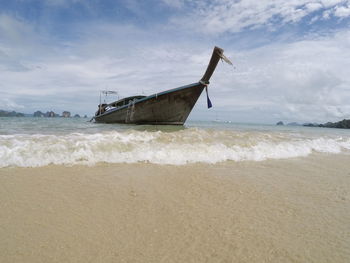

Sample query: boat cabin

[108,96,146,108]
[96,95,146,116]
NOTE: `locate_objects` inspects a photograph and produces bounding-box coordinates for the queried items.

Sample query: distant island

[276,121,302,126]
[0,109,88,118]
[303,119,350,129]
[0,110,25,117]
[276,119,350,129]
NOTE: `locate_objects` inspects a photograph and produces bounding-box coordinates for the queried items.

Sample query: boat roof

[108,95,146,106]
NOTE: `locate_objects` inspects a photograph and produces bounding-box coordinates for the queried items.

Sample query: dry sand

[1,154,350,262]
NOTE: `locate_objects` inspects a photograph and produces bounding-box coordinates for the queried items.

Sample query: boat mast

[99,91,102,115]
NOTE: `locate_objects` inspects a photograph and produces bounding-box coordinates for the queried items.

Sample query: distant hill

[1,109,87,118]
[320,119,350,129]
[303,119,350,129]
[276,121,302,126]
[0,110,25,117]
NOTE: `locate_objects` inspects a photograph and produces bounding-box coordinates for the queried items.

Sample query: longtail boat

[93,46,232,125]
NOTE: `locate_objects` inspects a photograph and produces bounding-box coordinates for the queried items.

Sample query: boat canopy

[107,95,146,108]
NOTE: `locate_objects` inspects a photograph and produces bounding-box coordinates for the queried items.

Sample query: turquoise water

[0,117,350,167]
[1,116,350,135]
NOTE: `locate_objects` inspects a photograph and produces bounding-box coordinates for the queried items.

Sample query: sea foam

[0,128,350,167]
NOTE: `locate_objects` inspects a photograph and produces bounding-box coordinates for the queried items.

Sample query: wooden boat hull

[94,82,205,125]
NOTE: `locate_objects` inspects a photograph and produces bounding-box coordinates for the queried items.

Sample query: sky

[1,0,350,123]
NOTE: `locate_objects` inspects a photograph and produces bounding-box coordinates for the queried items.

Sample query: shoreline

[1,155,350,262]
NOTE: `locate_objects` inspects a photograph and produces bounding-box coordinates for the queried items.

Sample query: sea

[1,116,350,168]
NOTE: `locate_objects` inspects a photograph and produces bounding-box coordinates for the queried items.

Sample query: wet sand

[1,154,350,262]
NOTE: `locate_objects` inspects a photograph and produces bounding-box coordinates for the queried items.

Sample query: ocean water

[0,117,350,168]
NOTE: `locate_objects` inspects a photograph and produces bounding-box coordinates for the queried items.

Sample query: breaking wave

[1,128,350,167]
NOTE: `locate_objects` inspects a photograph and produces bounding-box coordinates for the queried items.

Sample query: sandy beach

[1,154,349,262]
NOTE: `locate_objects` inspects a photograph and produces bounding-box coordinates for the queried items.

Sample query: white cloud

[161,0,185,9]
[0,98,24,110]
[0,14,35,45]
[171,0,350,34]
[334,5,350,17]
[44,0,85,6]
[210,30,350,122]
[0,14,50,71]
[305,2,323,12]
[0,16,210,115]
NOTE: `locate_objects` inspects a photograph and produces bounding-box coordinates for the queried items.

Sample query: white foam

[0,129,349,167]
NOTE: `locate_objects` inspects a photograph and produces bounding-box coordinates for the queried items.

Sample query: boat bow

[200,46,232,85]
